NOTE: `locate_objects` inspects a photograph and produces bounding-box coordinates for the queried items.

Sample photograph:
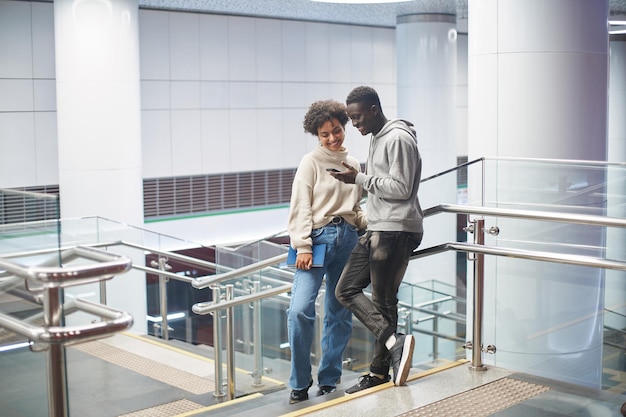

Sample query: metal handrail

[121,241,219,271]
[192,283,292,315]
[424,203,626,228]
[412,241,626,271]
[1,240,219,276]
[0,246,131,286]
[0,298,133,345]
[192,253,287,289]
[482,155,626,166]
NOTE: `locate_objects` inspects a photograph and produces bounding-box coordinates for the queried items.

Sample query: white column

[396,13,458,360]
[468,0,608,163]
[606,34,626,333]
[54,0,144,225]
[54,0,146,333]
[608,35,626,163]
[468,0,609,387]
[456,26,468,159]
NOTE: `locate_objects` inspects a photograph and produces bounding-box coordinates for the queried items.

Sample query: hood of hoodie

[376,118,417,140]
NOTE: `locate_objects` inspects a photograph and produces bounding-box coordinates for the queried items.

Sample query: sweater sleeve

[287,159,315,254]
[353,200,368,230]
[343,155,367,230]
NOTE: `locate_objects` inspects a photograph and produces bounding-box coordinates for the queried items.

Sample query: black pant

[335,230,422,376]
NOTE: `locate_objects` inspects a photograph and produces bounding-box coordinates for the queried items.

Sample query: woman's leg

[287,268,324,390]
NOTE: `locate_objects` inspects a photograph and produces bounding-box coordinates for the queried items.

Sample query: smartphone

[326,168,340,172]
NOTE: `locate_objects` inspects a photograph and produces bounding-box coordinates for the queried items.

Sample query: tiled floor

[0,332,624,417]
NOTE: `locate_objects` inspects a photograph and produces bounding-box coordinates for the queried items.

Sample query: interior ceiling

[138,0,626,28]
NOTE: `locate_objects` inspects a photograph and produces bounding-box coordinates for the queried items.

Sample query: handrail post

[157,256,170,340]
[210,284,225,399]
[44,286,69,417]
[99,281,107,307]
[251,280,264,387]
[469,218,487,371]
[242,280,252,355]
[225,284,236,400]
[432,303,439,361]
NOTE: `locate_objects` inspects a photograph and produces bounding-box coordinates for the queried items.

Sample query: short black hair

[346,86,381,109]
[302,100,349,136]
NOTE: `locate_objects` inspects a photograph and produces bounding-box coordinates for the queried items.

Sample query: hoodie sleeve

[356,129,418,200]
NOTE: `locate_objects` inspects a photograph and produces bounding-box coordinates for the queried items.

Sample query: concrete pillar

[53,0,146,332]
[54,0,144,225]
[396,13,458,360]
[606,34,626,333]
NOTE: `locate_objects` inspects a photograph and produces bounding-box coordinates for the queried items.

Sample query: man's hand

[330,161,358,184]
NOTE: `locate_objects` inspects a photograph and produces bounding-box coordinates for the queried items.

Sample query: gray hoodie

[354,119,424,233]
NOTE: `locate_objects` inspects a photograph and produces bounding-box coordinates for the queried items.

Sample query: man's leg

[336,232,392,393]
[369,231,423,385]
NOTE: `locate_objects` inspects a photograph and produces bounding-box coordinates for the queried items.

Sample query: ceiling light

[310,0,412,3]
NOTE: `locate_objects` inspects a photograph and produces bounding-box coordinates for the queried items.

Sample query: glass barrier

[0,189,60,415]
[399,279,467,367]
[0,189,61,343]
[0,189,61,258]
[462,158,626,389]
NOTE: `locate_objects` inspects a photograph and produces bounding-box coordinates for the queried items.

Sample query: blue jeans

[335,230,422,377]
[287,219,358,390]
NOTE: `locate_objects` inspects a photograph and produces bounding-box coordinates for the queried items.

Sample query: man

[331,85,424,394]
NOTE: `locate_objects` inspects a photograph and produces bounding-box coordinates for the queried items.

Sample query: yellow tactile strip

[71,340,214,394]
[397,377,551,417]
[117,399,204,417]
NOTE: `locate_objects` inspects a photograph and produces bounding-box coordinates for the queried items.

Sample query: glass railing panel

[213,239,287,272]
[397,279,467,367]
[209,241,293,298]
[603,279,626,392]
[0,189,60,352]
[58,216,200,251]
[0,189,61,258]
[472,157,613,273]
[0,190,61,416]
[458,158,626,389]
[0,342,48,415]
[464,157,626,219]
[484,260,605,385]
[225,286,292,394]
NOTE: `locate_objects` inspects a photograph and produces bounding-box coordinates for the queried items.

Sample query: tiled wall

[138,9,396,179]
[0,1,57,189]
[0,1,396,210]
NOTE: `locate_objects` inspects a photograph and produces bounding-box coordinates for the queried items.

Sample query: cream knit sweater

[288,144,367,254]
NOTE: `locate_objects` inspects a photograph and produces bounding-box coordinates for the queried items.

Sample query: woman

[287,99,367,404]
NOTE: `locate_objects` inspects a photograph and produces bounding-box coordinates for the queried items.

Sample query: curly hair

[346,85,382,109]
[302,100,349,136]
